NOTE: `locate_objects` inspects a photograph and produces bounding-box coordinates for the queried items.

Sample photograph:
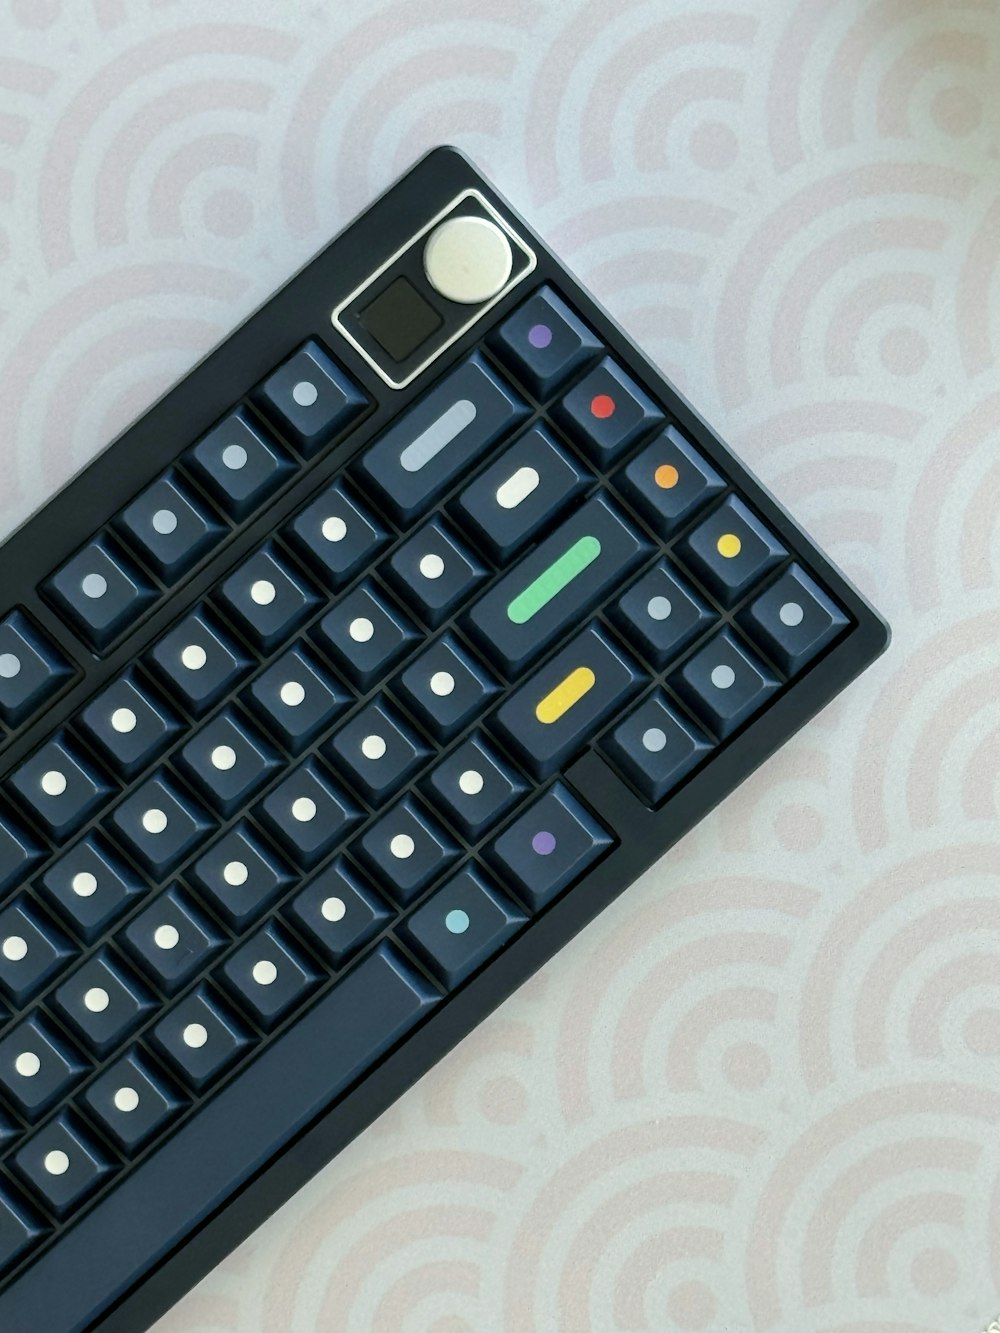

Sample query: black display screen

[358,276,443,362]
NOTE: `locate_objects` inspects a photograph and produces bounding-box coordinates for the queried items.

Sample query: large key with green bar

[465,495,651,674]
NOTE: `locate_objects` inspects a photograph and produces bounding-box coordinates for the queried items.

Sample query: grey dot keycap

[77,671,183,779]
[148,607,251,717]
[245,642,350,754]
[218,920,318,1030]
[185,407,295,520]
[600,691,714,805]
[454,423,591,561]
[484,783,613,912]
[0,612,73,728]
[399,866,525,989]
[215,544,320,653]
[285,859,391,969]
[737,563,850,676]
[615,425,726,537]
[465,494,651,677]
[323,697,431,805]
[176,708,281,817]
[610,560,716,669]
[489,284,602,398]
[284,480,389,590]
[116,471,226,583]
[0,896,75,1007]
[255,759,362,869]
[51,948,155,1057]
[669,627,779,738]
[45,534,157,651]
[38,835,148,942]
[356,353,529,522]
[354,796,459,906]
[254,339,367,457]
[188,822,294,932]
[8,733,115,842]
[82,1048,184,1156]
[0,1013,86,1121]
[107,772,214,879]
[151,985,253,1091]
[12,1111,115,1218]
[121,888,226,995]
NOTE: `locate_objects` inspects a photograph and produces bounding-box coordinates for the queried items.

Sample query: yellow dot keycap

[535,667,596,724]
[717,533,742,558]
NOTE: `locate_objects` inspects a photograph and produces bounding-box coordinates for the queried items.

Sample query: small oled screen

[359,276,443,362]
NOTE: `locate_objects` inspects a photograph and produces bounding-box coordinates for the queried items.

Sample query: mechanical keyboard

[0,146,889,1332]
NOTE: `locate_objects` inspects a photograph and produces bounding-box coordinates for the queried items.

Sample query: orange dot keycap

[654,464,679,489]
[590,394,616,420]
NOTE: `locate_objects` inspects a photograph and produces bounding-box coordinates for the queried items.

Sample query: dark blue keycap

[285,479,389,590]
[0,1184,44,1275]
[256,759,362,869]
[484,783,613,911]
[324,697,430,805]
[737,564,850,676]
[77,670,183,779]
[218,920,319,1030]
[0,896,75,1006]
[489,285,601,398]
[285,858,391,969]
[400,866,525,989]
[82,1047,185,1155]
[392,634,499,742]
[121,887,226,995]
[0,612,73,728]
[177,708,281,817]
[245,641,350,754]
[0,810,44,899]
[454,423,591,561]
[600,691,714,805]
[215,544,320,653]
[384,516,488,628]
[8,733,114,843]
[615,425,726,537]
[670,628,779,738]
[610,560,716,668]
[354,796,459,906]
[422,734,527,839]
[12,1111,115,1218]
[148,606,251,717]
[0,1013,86,1121]
[38,835,147,942]
[45,533,158,651]
[466,494,651,676]
[116,471,226,583]
[52,948,155,1057]
[492,623,646,779]
[254,340,367,457]
[185,407,295,520]
[675,496,787,608]
[356,353,529,522]
[151,984,253,1091]
[107,772,214,879]
[313,581,419,691]
[552,358,663,466]
[188,822,294,932]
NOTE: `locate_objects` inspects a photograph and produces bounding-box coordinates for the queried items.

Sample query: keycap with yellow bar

[490,624,645,777]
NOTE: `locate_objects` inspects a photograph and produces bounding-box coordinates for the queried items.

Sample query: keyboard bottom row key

[399,866,526,988]
[601,691,713,806]
[12,1111,115,1218]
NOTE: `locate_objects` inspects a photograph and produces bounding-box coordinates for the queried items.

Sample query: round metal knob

[423,215,513,305]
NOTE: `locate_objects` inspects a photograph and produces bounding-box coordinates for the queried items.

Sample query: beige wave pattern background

[1,0,999,1329]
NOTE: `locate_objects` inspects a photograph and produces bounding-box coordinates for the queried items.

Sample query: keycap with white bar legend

[0,147,887,1331]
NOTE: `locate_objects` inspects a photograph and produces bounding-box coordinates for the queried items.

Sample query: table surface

[2,2,999,1330]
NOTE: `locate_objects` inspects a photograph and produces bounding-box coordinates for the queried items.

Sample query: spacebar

[0,944,438,1333]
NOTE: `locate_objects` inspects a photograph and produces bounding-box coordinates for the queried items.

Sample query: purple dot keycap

[528,324,552,350]
[531,830,556,856]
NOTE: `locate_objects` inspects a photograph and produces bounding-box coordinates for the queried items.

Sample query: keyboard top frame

[0,146,889,1332]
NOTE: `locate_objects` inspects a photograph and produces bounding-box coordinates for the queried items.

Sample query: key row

[40,341,369,652]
